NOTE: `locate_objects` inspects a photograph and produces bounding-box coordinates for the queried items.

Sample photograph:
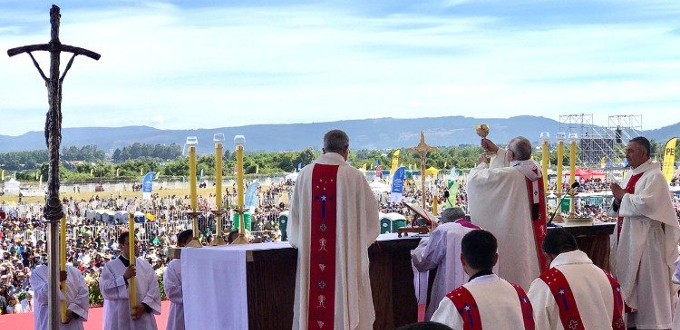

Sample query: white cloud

[1,0,678,136]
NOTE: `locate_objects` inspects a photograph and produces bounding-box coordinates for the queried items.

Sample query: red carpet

[0,301,171,330]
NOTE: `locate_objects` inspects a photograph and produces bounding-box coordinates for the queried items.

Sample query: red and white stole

[539,268,625,330]
[616,173,644,242]
[517,165,548,273]
[446,283,535,330]
[307,164,339,329]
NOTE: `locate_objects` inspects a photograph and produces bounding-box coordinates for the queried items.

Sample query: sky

[0,0,679,136]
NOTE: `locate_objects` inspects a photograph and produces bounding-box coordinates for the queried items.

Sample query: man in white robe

[467,136,547,290]
[528,228,625,329]
[99,231,161,330]
[30,263,89,330]
[163,229,192,330]
[608,136,680,329]
[288,129,380,330]
[412,207,480,321]
[431,230,535,329]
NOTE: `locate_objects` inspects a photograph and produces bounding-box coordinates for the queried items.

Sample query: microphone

[548,181,580,226]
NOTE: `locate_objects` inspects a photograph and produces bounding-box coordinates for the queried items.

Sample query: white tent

[285,172,298,182]
[2,179,20,195]
[369,180,390,193]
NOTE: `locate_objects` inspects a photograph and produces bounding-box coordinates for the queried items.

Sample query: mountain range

[0,116,678,154]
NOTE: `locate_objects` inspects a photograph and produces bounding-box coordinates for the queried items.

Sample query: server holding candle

[30,215,89,330]
[99,228,161,330]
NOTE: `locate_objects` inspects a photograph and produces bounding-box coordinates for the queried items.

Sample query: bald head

[508,136,532,161]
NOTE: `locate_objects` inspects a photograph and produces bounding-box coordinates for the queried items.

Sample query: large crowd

[0,173,679,315]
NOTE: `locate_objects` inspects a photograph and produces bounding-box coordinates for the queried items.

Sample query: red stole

[539,268,585,330]
[307,164,339,329]
[523,169,548,273]
[446,282,535,330]
[616,173,644,242]
[539,267,626,329]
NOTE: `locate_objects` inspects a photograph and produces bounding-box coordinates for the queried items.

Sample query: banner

[390,150,400,176]
[446,180,459,207]
[142,172,156,200]
[662,137,677,183]
[390,167,406,204]
[375,164,382,179]
[245,182,261,209]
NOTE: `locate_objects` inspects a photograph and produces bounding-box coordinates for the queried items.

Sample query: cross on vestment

[314,193,334,219]
[558,288,570,310]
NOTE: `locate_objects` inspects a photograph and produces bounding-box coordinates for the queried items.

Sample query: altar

[181,233,421,330]
[181,223,615,330]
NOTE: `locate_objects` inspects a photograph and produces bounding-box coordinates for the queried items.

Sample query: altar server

[412,207,480,321]
[608,136,680,329]
[431,230,535,329]
[164,230,192,330]
[467,136,548,290]
[528,228,625,329]
[31,263,89,330]
[100,231,160,330]
[289,129,380,330]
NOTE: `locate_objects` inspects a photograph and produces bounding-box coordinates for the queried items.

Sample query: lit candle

[540,132,550,192]
[555,133,565,195]
[60,215,67,323]
[128,214,136,310]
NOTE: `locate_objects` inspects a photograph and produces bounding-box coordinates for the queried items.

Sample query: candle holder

[211,133,227,246]
[185,136,202,248]
[232,135,250,245]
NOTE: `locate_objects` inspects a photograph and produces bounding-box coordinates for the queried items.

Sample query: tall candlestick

[556,134,564,195]
[189,145,197,212]
[540,132,550,193]
[128,214,136,310]
[60,215,66,323]
[212,133,227,245]
[569,134,577,187]
[232,135,249,244]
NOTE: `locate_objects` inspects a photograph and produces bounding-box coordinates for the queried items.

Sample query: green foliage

[61,145,105,162]
[0,150,48,170]
[112,143,182,162]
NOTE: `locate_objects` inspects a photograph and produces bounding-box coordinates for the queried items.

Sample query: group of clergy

[414,135,678,329]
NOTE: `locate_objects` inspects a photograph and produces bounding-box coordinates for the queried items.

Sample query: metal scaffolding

[558,114,642,166]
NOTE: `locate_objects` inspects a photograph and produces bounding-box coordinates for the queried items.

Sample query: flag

[600,156,607,169]
[446,180,459,207]
[1,170,4,181]
[390,150,400,176]
[255,164,259,174]
[362,163,367,172]
[142,172,156,200]
[432,196,439,216]
[375,164,382,179]
[390,167,406,204]
[662,137,677,183]
[297,162,302,171]
[245,182,261,209]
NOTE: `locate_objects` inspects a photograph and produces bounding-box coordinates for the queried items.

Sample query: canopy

[425,167,439,177]
[563,168,606,181]
[369,180,390,193]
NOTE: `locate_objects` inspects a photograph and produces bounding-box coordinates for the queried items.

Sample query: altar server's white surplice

[30,264,89,330]
[164,259,184,330]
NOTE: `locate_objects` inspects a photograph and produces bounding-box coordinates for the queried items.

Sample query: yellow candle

[556,140,563,195]
[237,145,244,209]
[128,214,136,310]
[215,143,223,210]
[60,215,67,323]
[541,138,549,192]
[189,145,197,212]
[569,139,576,186]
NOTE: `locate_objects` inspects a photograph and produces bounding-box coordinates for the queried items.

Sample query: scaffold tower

[558,114,642,166]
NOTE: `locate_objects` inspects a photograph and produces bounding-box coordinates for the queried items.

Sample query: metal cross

[7,5,100,330]
[407,131,437,209]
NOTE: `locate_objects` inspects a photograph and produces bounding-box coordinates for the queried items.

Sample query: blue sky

[1,0,679,136]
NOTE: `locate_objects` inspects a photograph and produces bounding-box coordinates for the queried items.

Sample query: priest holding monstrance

[288,129,380,330]
[467,131,548,290]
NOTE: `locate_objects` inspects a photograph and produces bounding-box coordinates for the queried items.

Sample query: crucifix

[407,131,437,210]
[7,5,100,330]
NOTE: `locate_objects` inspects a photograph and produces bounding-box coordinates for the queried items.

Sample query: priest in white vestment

[30,263,89,330]
[288,129,380,330]
[100,231,161,330]
[467,136,547,290]
[431,230,535,329]
[529,228,625,329]
[163,230,192,330]
[412,207,480,321]
[608,137,680,329]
